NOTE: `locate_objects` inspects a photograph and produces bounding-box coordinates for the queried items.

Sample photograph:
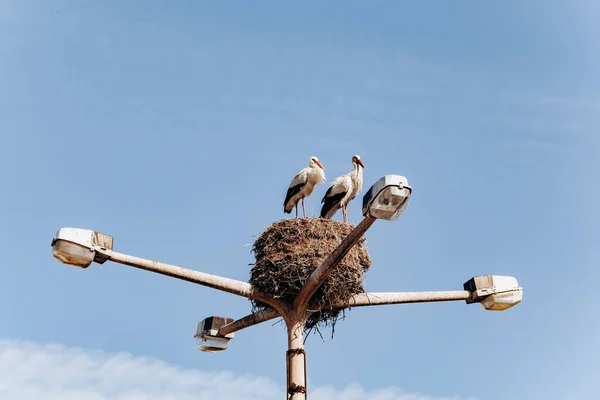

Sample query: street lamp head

[362,175,412,221]
[195,316,235,353]
[51,228,114,268]
[464,275,523,311]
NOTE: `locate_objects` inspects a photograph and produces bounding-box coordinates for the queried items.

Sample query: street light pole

[287,319,308,400]
[51,174,522,400]
[283,215,377,399]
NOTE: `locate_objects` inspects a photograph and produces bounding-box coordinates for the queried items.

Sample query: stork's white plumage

[284,156,326,218]
[320,155,365,223]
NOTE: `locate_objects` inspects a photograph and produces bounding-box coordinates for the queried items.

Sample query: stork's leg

[343,205,348,223]
[302,198,306,218]
[295,201,299,218]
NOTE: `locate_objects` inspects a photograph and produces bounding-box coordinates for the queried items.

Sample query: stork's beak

[357,159,365,169]
[316,161,324,170]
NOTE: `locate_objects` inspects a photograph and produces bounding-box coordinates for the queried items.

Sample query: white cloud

[0,339,474,400]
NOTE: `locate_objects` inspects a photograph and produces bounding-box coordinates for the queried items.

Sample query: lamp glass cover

[52,240,94,268]
[369,187,411,220]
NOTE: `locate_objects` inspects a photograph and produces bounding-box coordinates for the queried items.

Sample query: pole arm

[293,215,376,312]
[219,308,280,336]
[220,289,472,336]
[97,248,265,301]
[337,290,471,308]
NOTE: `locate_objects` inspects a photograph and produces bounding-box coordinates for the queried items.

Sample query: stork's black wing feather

[321,186,334,203]
[320,189,347,218]
[284,183,305,212]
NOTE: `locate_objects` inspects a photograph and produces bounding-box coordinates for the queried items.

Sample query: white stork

[283,156,326,218]
[320,155,365,223]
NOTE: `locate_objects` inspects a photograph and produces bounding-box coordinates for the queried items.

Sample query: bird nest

[250,218,371,337]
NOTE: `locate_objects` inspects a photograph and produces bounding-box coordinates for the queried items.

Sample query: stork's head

[352,154,365,169]
[309,156,324,170]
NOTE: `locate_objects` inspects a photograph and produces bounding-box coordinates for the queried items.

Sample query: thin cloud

[0,339,475,400]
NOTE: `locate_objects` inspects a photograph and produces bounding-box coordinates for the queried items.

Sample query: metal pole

[219,290,472,336]
[218,308,279,336]
[341,290,471,308]
[100,249,255,298]
[286,319,307,400]
[97,248,288,312]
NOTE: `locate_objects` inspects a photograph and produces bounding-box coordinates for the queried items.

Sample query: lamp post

[51,175,522,400]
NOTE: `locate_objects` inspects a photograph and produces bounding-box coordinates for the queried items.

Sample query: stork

[320,154,365,223]
[283,156,326,218]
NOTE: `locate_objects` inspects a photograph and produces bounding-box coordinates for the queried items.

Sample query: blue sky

[1,1,598,399]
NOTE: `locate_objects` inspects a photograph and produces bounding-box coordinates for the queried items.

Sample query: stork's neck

[310,164,326,183]
[351,162,364,191]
